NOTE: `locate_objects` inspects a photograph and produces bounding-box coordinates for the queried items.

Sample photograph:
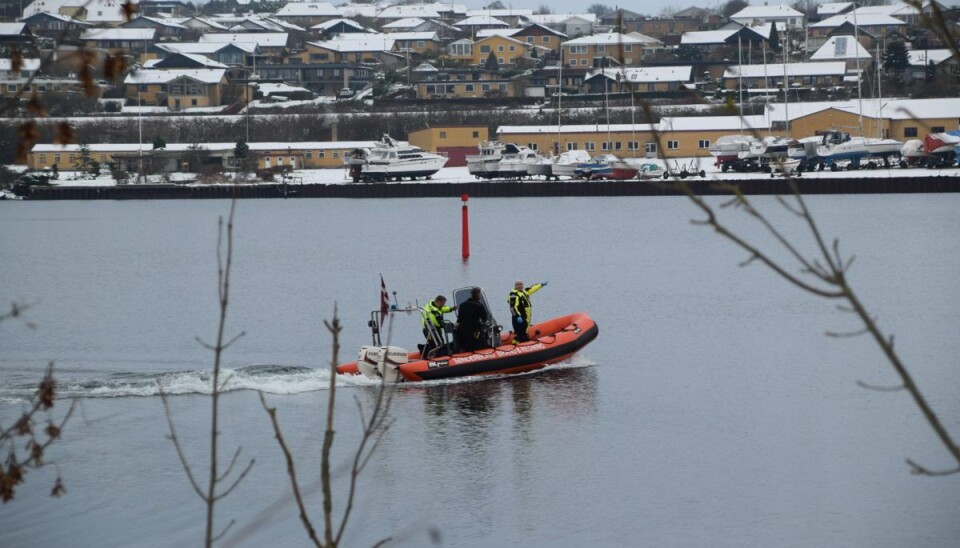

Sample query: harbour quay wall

[19,176,960,200]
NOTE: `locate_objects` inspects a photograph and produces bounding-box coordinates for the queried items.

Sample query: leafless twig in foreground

[161,200,255,546]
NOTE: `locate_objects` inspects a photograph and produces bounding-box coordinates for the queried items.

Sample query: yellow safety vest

[508,283,543,322]
[422,300,453,328]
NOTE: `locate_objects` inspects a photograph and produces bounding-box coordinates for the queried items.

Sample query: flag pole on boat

[461,194,470,261]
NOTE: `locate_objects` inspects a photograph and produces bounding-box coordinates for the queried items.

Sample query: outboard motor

[356,346,408,382]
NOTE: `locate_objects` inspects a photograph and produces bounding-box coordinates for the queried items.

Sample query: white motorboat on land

[526,155,554,178]
[709,134,759,167]
[501,144,545,178]
[466,142,542,179]
[345,135,447,182]
[549,150,592,179]
[634,162,666,180]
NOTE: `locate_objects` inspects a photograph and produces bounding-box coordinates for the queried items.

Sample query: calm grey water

[1,195,959,547]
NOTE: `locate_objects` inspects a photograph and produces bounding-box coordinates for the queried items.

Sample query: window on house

[932,126,945,133]
[465,84,474,92]
[614,142,622,150]
[526,36,534,43]
[529,143,538,150]
[586,142,595,151]
[7,84,17,92]
[597,45,605,53]
[580,59,587,65]
[480,45,490,53]
[698,139,710,149]
[645,142,657,153]
[667,140,679,150]
[54,154,61,163]
[333,151,339,159]
[39,154,47,164]
[509,45,515,52]
[319,151,325,158]
[498,84,507,91]
[499,57,505,64]
[567,142,578,150]
[417,40,425,47]
[628,141,639,150]
[498,45,504,52]
[191,99,197,106]
[542,36,549,43]
[601,141,609,150]
[440,131,447,139]
[482,84,490,91]
[625,44,632,52]
[472,131,479,138]
[306,150,312,158]
[904,127,918,137]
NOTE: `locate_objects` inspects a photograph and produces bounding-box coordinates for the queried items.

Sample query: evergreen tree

[882,41,909,74]
[485,51,499,71]
[768,22,781,54]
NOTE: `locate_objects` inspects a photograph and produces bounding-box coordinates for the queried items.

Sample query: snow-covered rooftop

[564,32,648,46]
[818,2,854,16]
[123,68,226,85]
[199,33,289,47]
[588,66,693,83]
[907,49,956,66]
[274,2,339,18]
[811,13,907,28]
[725,62,847,79]
[658,114,770,132]
[455,15,509,27]
[810,36,871,60]
[308,34,395,53]
[497,123,656,135]
[81,28,156,41]
[731,4,803,19]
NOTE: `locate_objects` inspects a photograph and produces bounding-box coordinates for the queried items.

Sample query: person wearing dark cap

[455,288,489,352]
[508,279,547,343]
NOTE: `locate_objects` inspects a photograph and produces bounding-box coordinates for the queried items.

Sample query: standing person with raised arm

[508,279,547,343]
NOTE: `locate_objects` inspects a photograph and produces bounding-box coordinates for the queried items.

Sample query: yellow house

[562,32,648,68]
[291,37,398,65]
[465,35,534,67]
[388,31,441,55]
[512,24,567,57]
[124,69,226,110]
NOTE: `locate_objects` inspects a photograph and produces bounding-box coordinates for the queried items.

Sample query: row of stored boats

[345,136,668,182]
[708,129,960,173]
[342,130,960,183]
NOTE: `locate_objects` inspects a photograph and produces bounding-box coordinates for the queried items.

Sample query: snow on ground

[34,160,960,189]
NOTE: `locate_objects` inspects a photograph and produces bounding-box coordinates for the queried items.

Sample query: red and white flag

[380,274,389,324]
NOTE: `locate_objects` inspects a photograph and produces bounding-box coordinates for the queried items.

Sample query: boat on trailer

[344,135,447,182]
[336,286,599,382]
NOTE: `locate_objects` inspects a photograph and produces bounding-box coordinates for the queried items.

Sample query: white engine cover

[356,346,408,382]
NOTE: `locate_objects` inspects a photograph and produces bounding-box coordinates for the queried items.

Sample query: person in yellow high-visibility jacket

[422,295,456,355]
[508,279,547,343]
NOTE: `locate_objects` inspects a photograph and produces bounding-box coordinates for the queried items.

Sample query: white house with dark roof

[730,4,805,31]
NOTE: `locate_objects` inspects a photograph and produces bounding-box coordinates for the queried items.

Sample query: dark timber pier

[16,176,960,200]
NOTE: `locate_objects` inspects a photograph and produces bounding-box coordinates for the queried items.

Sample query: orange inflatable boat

[337,286,598,382]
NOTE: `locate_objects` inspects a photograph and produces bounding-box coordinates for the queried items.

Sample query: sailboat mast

[853,8,863,135]
[738,32,744,132]
[876,40,883,139]
[557,46,563,155]
[782,34,790,138]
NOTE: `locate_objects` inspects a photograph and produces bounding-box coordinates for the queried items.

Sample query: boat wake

[0,355,597,403]
[0,364,379,403]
